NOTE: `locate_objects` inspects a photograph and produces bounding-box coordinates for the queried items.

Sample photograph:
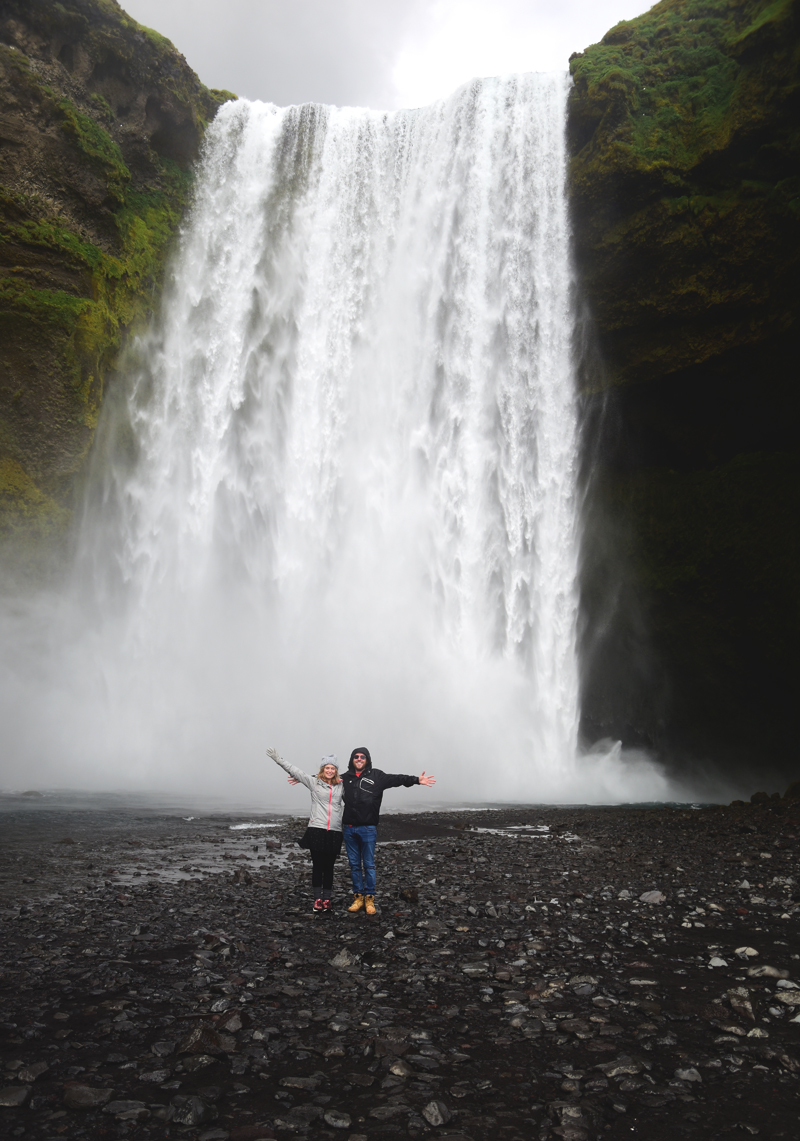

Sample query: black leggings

[311,852,337,897]
[306,827,343,899]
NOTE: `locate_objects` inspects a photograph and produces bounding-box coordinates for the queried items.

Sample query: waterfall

[5,74,676,803]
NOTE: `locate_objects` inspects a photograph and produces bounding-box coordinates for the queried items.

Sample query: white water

[1,75,677,803]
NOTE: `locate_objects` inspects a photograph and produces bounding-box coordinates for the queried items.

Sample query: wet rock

[422,1099,452,1126]
[407,1053,440,1071]
[17,1061,48,1082]
[0,1086,31,1107]
[280,1075,320,1090]
[728,988,757,1021]
[560,1019,594,1038]
[748,965,790,979]
[63,1084,114,1109]
[171,1094,217,1125]
[369,1104,409,1120]
[178,1025,228,1055]
[596,1056,644,1078]
[287,1105,324,1124]
[329,948,359,969]
[183,1054,218,1071]
[347,1073,375,1087]
[675,1067,702,1082]
[218,1009,244,1032]
[103,1099,150,1120]
[323,1108,352,1128]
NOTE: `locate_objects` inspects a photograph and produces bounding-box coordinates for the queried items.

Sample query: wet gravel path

[1,799,799,1141]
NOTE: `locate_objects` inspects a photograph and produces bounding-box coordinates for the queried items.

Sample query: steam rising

[1,76,684,804]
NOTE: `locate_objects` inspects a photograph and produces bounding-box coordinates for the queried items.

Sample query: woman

[266,746,344,911]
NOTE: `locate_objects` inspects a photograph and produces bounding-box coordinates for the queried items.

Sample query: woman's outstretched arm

[266,746,313,790]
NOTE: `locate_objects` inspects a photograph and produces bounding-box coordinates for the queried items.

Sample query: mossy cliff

[569,0,800,779]
[0,0,234,567]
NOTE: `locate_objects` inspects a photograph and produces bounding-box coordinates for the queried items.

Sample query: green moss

[57,98,130,202]
[0,211,108,275]
[89,91,114,123]
[569,0,800,389]
[139,24,172,52]
[0,456,70,541]
[570,0,799,202]
[0,279,91,330]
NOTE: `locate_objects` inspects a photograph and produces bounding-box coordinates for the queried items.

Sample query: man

[342,746,436,915]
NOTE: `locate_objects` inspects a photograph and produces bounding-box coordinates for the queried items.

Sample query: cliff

[0,0,234,569]
[569,0,800,780]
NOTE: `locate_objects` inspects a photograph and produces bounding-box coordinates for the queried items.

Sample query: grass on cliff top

[570,0,797,171]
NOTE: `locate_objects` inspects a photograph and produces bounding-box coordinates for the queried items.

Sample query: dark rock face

[0,0,234,572]
[568,0,800,779]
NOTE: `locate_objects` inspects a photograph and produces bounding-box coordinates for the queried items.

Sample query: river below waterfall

[1,75,687,803]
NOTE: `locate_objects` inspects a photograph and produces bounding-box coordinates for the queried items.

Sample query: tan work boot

[364,895,376,916]
[348,893,365,912]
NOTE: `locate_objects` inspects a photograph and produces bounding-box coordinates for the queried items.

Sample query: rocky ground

[1,797,799,1141]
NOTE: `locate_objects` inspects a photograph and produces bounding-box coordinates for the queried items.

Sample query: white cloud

[392,0,654,108]
[119,0,654,109]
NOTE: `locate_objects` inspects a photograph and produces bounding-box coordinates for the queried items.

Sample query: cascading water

[1,74,673,803]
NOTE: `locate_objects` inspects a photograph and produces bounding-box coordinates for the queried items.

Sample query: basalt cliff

[0,0,233,569]
[569,0,800,780]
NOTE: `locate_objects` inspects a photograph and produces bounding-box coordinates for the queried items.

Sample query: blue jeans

[344,825,377,894]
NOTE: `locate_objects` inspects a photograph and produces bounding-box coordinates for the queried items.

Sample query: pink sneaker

[322,899,332,911]
[313,898,324,912]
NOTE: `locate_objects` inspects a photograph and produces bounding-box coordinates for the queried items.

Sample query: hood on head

[348,746,372,772]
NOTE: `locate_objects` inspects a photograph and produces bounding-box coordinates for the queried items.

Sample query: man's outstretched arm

[379,771,436,789]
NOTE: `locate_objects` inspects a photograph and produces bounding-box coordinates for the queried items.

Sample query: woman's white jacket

[271,753,344,832]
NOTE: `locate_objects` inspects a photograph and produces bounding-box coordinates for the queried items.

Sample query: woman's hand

[287,777,300,786]
[419,772,436,787]
[266,746,282,763]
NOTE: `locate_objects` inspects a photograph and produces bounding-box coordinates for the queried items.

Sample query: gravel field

[1,794,799,1141]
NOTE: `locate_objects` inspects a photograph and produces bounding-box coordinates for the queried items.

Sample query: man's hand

[419,772,436,787]
[266,746,282,763]
[288,777,300,785]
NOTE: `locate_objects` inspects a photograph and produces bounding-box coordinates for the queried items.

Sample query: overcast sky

[119,0,654,109]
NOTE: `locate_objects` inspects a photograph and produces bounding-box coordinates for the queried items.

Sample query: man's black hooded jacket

[341,746,419,827]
